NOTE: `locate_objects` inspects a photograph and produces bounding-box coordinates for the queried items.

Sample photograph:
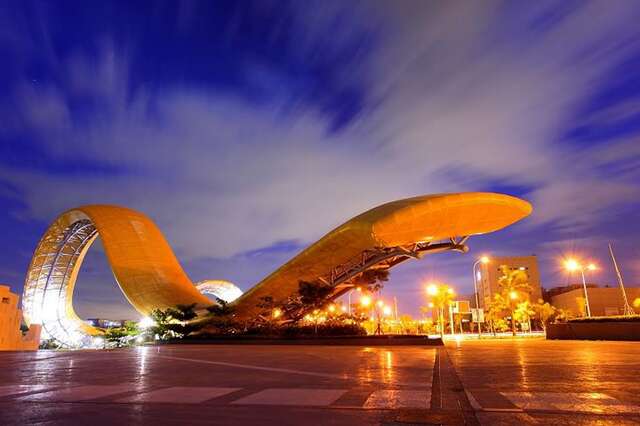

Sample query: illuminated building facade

[549,285,640,317]
[0,285,41,351]
[22,192,532,348]
[477,255,543,309]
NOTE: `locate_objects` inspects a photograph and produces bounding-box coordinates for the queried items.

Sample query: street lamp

[472,256,489,336]
[564,258,597,317]
[360,295,371,307]
[427,283,438,296]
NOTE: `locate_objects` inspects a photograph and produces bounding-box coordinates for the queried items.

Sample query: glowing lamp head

[426,284,438,296]
[138,317,155,329]
[586,263,597,271]
[360,296,371,307]
[428,302,434,308]
[376,300,384,308]
[480,256,490,264]
[341,305,347,312]
[272,308,282,318]
[382,306,392,316]
[564,259,580,272]
[509,291,518,300]
[328,305,336,313]
[447,287,455,295]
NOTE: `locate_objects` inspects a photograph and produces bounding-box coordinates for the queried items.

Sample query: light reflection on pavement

[0,340,638,425]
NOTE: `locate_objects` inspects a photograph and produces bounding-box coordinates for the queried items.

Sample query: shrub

[568,315,640,323]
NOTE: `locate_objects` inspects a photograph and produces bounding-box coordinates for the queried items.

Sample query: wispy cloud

[1,1,640,316]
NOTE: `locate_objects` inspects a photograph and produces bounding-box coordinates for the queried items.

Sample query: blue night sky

[1,1,640,319]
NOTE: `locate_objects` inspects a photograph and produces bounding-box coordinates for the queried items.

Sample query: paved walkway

[0,340,639,424]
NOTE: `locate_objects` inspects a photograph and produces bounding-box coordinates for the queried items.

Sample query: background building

[477,255,543,309]
[85,319,128,328]
[0,285,41,351]
[549,285,640,317]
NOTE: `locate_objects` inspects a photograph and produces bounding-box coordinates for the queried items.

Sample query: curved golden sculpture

[22,192,531,347]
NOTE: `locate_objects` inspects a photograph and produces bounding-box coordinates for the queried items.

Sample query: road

[0,339,639,425]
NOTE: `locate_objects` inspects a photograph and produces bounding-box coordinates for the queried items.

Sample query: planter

[546,322,640,341]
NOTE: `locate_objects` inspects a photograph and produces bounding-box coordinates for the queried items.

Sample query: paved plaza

[0,339,639,425]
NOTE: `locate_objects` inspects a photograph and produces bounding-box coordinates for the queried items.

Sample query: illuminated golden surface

[22,192,531,345]
[233,192,531,319]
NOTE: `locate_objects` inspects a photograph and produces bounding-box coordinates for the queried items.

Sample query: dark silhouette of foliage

[206,297,235,316]
[150,303,204,339]
[298,280,333,306]
[352,268,390,292]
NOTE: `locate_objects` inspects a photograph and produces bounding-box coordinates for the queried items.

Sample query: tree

[497,265,532,336]
[553,308,572,323]
[298,280,333,306]
[149,303,204,340]
[514,301,535,332]
[532,299,556,333]
[206,297,235,316]
[426,283,455,338]
[352,269,390,292]
[399,314,415,334]
[486,294,508,336]
[104,321,140,347]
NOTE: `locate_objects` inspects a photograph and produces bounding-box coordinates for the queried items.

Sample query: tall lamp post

[564,259,597,318]
[472,255,490,336]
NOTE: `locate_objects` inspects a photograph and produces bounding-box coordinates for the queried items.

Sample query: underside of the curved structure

[22,192,532,348]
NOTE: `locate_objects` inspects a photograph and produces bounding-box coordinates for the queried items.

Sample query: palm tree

[426,283,455,338]
[497,265,532,336]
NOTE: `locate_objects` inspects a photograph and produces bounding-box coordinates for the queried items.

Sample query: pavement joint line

[464,389,482,411]
[429,347,441,410]
[153,354,429,387]
[480,407,524,413]
[500,408,640,417]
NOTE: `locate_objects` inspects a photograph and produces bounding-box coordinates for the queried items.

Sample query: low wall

[164,335,443,346]
[547,322,640,341]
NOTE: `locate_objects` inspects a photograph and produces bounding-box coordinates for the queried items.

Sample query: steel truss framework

[324,238,470,300]
[22,217,99,348]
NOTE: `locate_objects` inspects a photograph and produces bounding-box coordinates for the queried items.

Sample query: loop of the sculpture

[22,193,532,348]
[22,206,211,348]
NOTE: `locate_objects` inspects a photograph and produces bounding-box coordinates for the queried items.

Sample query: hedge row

[568,315,640,323]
